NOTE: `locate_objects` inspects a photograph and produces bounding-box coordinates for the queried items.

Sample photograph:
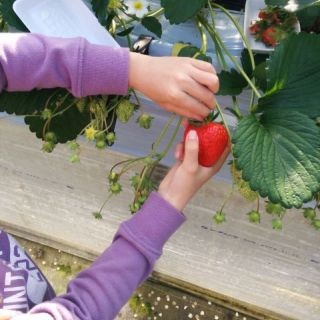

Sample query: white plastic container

[13,0,119,47]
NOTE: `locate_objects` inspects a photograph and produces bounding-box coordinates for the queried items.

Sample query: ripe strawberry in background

[249,23,260,35]
[184,120,229,167]
[261,26,277,47]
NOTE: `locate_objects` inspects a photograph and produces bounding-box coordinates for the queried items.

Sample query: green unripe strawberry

[96,140,107,149]
[137,113,154,129]
[130,201,141,213]
[69,154,80,163]
[137,195,147,204]
[76,98,86,113]
[303,207,316,220]
[312,219,320,230]
[42,141,55,153]
[41,108,52,120]
[109,182,122,194]
[108,171,119,183]
[265,202,285,216]
[107,0,122,10]
[131,174,141,190]
[144,156,154,165]
[89,100,98,113]
[272,218,283,230]
[213,212,226,224]
[44,131,57,144]
[247,210,260,223]
[106,132,116,144]
[68,141,80,151]
[94,131,106,141]
[116,99,136,123]
[92,212,103,220]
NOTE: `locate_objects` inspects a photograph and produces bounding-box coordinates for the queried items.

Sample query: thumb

[183,130,199,169]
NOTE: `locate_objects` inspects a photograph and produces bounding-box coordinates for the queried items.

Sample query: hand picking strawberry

[183,113,229,167]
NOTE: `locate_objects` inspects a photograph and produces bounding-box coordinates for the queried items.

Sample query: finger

[191,59,216,74]
[174,142,184,160]
[183,130,199,170]
[211,142,231,173]
[179,93,211,119]
[184,80,216,109]
[182,118,189,128]
[191,70,220,93]
[162,103,203,121]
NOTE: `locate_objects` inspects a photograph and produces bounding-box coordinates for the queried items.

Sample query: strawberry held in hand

[184,119,229,167]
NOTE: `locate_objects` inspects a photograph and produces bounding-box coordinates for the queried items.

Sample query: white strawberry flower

[125,0,149,18]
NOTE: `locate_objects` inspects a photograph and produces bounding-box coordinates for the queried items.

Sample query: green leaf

[0,89,64,115]
[257,33,320,118]
[0,88,92,143]
[297,5,320,29]
[233,111,320,208]
[141,16,162,38]
[241,49,268,78]
[161,0,206,24]
[0,0,27,31]
[25,103,90,143]
[91,0,109,24]
[177,45,212,62]
[195,53,212,63]
[217,69,248,96]
[117,26,134,37]
[265,0,320,10]
[254,61,268,92]
[177,45,199,57]
[217,49,268,96]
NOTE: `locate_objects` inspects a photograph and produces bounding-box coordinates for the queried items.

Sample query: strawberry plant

[0,0,320,230]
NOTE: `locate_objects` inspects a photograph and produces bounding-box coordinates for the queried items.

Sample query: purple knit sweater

[0,33,186,319]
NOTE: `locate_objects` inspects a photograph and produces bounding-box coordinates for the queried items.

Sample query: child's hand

[129,53,219,121]
[158,130,230,211]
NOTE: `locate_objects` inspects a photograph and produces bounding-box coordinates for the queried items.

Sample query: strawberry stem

[215,100,232,141]
[198,15,261,99]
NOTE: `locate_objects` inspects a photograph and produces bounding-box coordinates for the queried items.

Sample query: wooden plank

[0,118,319,320]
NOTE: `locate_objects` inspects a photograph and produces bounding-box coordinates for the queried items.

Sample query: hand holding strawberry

[183,119,229,167]
[158,125,230,211]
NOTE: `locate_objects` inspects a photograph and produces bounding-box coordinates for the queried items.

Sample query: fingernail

[187,130,198,141]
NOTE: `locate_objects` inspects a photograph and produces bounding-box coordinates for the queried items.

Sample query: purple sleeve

[0,33,129,97]
[29,192,186,320]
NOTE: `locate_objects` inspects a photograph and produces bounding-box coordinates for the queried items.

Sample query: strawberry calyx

[188,111,219,126]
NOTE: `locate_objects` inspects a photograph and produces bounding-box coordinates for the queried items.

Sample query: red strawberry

[261,26,277,47]
[184,122,229,167]
[258,10,267,20]
[249,23,260,35]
